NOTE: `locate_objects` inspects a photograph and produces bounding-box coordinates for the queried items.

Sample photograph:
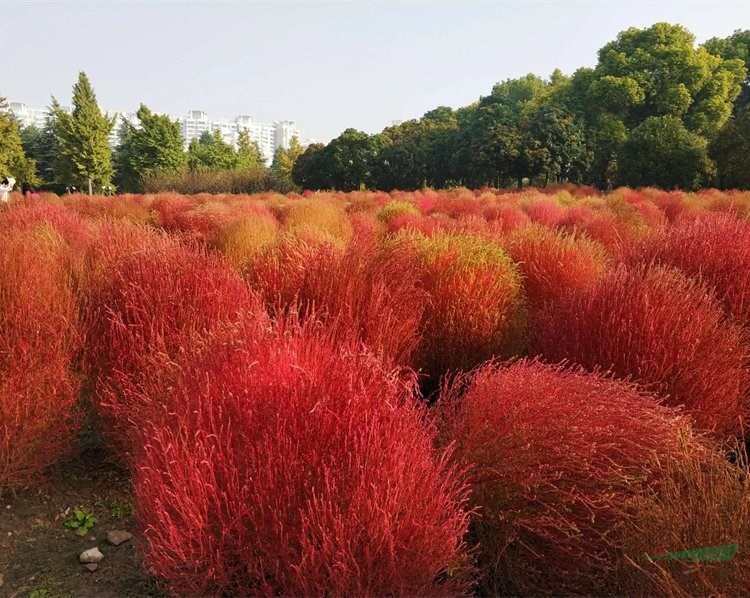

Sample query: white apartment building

[180,110,301,164]
[8,101,302,164]
[9,101,137,148]
[8,101,49,129]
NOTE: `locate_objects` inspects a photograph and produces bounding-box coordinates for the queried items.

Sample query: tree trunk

[88,178,93,195]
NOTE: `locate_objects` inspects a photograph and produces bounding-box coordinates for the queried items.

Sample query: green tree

[575,23,746,185]
[526,102,590,185]
[115,104,186,191]
[20,120,58,185]
[51,72,115,194]
[0,97,39,186]
[375,119,429,190]
[422,106,460,188]
[454,75,552,188]
[618,115,715,189]
[327,129,385,191]
[236,128,265,170]
[270,136,304,181]
[291,143,330,189]
[709,106,750,188]
[703,30,750,113]
[187,129,238,171]
[591,23,745,136]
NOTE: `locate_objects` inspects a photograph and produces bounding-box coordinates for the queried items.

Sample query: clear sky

[3,1,749,142]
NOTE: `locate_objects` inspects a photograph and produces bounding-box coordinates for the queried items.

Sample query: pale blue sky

[3,1,749,142]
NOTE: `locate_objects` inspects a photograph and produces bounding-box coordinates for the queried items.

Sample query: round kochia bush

[502,224,609,314]
[391,231,526,381]
[0,226,81,489]
[532,265,749,439]
[82,231,267,461]
[132,322,473,597]
[626,212,750,328]
[438,359,702,596]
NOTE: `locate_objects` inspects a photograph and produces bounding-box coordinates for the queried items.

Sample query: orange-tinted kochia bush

[133,323,473,596]
[439,359,704,596]
[532,265,749,439]
[503,225,608,314]
[392,231,526,381]
[0,227,81,489]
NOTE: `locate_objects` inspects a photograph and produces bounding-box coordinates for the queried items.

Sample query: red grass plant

[376,200,421,227]
[482,202,531,232]
[438,359,705,596]
[626,212,750,328]
[0,226,81,490]
[301,233,429,367]
[61,193,154,224]
[0,201,94,296]
[247,227,426,367]
[245,231,345,316]
[532,265,750,440]
[502,224,609,316]
[82,232,267,461]
[213,209,279,272]
[520,196,568,227]
[615,440,750,596]
[0,200,92,252]
[132,321,473,596]
[392,231,526,381]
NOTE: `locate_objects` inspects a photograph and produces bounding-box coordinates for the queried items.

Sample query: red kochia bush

[439,359,702,596]
[0,201,94,296]
[82,234,267,461]
[133,323,473,597]
[502,225,608,314]
[0,227,81,489]
[626,213,750,328]
[302,233,429,367]
[532,265,749,439]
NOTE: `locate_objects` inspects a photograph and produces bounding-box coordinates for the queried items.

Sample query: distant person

[0,177,16,203]
[22,181,32,198]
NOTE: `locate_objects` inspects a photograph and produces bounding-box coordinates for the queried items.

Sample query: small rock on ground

[79,547,104,563]
[84,563,98,572]
[0,573,4,588]
[106,530,133,546]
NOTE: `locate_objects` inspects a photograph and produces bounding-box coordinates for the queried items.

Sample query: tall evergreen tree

[271,136,304,181]
[20,118,59,186]
[51,72,115,194]
[236,128,265,169]
[0,97,39,186]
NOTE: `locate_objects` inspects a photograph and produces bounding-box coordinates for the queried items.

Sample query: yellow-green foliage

[394,231,527,379]
[215,214,279,272]
[551,190,577,206]
[283,199,353,243]
[376,201,421,225]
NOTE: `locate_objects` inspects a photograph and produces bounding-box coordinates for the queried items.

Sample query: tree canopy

[115,104,186,191]
[10,23,750,194]
[51,71,115,194]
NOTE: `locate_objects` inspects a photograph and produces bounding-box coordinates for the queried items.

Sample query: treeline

[294,23,750,191]
[0,75,303,194]
[1,23,749,194]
